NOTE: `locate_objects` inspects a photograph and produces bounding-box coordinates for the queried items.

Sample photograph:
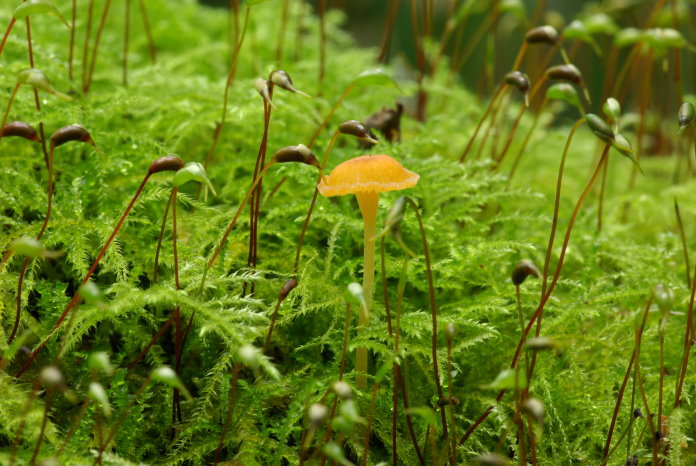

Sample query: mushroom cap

[318,154,419,197]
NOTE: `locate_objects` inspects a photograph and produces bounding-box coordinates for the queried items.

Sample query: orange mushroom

[318,154,418,384]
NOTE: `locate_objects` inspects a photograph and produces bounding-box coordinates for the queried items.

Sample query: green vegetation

[0,0,695,464]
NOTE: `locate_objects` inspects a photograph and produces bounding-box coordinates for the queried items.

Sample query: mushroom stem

[355,191,379,387]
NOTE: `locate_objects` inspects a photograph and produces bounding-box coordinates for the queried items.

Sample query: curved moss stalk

[57,399,91,458]
[245,84,275,296]
[674,263,696,409]
[601,297,652,464]
[203,5,251,169]
[84,0,113,93]
[526,145,610,381]
[377,0,401,63]
[541,118,586,296]
[293,129,341,275]
[634,338,658,464]
[626,50,654,192]
[390,256,426,465]
[262,278,298,352]
[153,189,175,283]
[1,83,21,129]
[29,386,54,464]
[93,375,153,465]
[9,377,42,465]
[492,97,527,167]
[674,198,691,290]
[198,161,278,294]
[68,0,76,80]
[382,237,398,463]
[82,0,95,88]
[0,17,17,57]
[9,141,55,344]
[459,83,507,163]
[200,144,319,295]
[25,16,50,172]
[609,0,666,100]
[17,165,165,378]
[473,88,508,162]
[459,144,609,449]
[11,127,97,344]
[307,83,354,148]
[171,187,184,424]
[409,0,427,121]
[507,96,549,184]
[361,382,380,465]
[318,0,327,94]
[138,0,157,63]
[494,75,550,168]
[123,0,130,86]
[404,197,450,454]
[380,240,425,465]
[597,155,608,232]
[449,7,499,79]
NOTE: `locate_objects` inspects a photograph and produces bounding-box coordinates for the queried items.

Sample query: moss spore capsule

[603,97,621,124]
[271,144,319,167]
[270,69,310,98]
[546,64,584,85]
[278,278,298,300]
[511,259,541,286]
[40,365,64,388]
[525,25,560,45]
[504,71,530,94]
[50,124,95,147]
[309,403,328,426]
[522,397,545,425]
[148,154,185,174]
[524,337,558,352]
[652,284,674,314]
[678,101,694,134]
[332,381,352,400]
[0,121,40,141]
[254,78,275,108]
[338,120,378,143]
[585,114,614,144]
[445,321,457,342]
[475,452,512,466]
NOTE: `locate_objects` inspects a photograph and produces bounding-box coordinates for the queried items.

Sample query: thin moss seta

[83,0,113,93]
[16,155,185,378]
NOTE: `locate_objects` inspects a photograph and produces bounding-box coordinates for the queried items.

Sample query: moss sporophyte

[318,154,418,387]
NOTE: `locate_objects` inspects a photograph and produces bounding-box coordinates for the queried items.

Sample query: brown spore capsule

[278,278,299,300]
[525,25,560,45]
[504,71,530,94]
[149,155,185,174]
[50,125,95,148]
[271,144,320,168]
[339,120,374,141]
[545,64,584,86]
[0,121,40,142]
[511,259,541,286]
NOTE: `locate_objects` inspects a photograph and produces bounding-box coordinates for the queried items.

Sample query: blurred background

[198,0,696,141]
